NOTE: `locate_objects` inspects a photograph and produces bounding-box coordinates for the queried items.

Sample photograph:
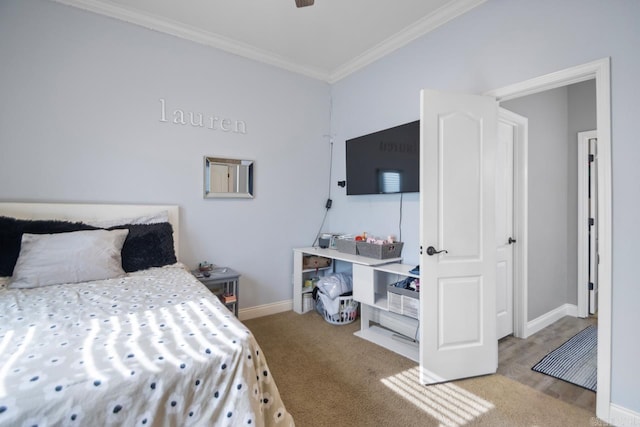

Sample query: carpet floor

[244,310,599,427]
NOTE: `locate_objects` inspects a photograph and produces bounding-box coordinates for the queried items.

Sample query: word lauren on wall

[159,98,247,134]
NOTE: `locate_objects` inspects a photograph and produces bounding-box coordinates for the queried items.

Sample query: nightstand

[192,267,240,316]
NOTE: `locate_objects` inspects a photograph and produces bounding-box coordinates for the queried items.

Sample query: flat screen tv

[345,120,419,195]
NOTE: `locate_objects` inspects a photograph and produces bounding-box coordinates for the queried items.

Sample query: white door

[496,111,515,339]
[419,89,498,384]
[578,130,598,318]
[210,164,231,193]
[589,137,599,314]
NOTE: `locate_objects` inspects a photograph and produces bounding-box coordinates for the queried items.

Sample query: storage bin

[387,283,419,319]
[319,295,359,325]
[335,238,358,255]
[302,293,315,313]
[302,255,332,269]
[356,241,403,259]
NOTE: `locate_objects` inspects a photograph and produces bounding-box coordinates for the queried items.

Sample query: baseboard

[609,403,640,427]
[525,303,578,338]
[238,299,292,321]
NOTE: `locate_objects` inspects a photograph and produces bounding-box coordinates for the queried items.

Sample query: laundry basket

[319,295,359,325]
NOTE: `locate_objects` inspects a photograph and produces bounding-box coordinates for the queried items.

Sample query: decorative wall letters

[159,98,247,134]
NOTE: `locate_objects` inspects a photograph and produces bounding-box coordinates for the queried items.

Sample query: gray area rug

[532,325,597,392]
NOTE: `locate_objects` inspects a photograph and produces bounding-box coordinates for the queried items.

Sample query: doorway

[500,79,597,337]
[486,58,612,421]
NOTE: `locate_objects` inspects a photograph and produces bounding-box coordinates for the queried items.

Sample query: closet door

[419,89,498,384]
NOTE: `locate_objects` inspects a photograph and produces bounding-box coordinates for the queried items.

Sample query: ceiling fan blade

[295,0,314,7]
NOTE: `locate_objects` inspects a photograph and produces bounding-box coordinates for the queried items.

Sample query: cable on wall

[312,95,336,247]
[311,136,334,246]
[398,192,403,243]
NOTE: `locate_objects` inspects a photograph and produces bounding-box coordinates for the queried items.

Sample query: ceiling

[54,0,486,82]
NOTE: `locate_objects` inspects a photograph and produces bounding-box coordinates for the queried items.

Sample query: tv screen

[345,120,419,195]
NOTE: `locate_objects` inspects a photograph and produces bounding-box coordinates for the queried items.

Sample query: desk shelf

[292,247,419,362]
[352,262,420,361]
[292,247,401,314]
[352,263,418,311]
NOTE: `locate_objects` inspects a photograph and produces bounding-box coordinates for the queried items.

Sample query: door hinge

[589,218,595,227]
[589,282,594,290]
[589,154,595,163]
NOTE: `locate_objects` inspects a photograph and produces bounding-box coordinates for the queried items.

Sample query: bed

[0,203,294,427]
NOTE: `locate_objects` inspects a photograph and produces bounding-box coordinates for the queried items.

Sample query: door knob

[508,237,517,244]
[426,246,448,256]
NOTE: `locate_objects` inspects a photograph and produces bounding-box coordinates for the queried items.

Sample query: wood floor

[498,315,598,413]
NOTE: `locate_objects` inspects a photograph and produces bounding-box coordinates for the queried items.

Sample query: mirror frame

[203,156,254,199]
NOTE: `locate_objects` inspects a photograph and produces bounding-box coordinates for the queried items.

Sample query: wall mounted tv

[345,120,419,195]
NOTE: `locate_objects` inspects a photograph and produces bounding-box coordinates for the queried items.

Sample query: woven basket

[335,238,358,255]
[356,241,403,259]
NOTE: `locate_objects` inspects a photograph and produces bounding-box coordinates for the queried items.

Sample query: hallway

[498,316,598,412]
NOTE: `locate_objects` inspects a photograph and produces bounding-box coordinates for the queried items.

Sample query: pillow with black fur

[0,216,97,277]
[108,222,177,272]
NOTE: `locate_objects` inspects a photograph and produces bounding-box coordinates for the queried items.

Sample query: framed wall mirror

[204,156,254,199]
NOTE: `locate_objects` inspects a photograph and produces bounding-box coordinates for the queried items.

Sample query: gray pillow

[8,229,129,289]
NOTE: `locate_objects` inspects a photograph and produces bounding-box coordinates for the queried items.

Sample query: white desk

[292,247,400,314]
[292,247,420,362]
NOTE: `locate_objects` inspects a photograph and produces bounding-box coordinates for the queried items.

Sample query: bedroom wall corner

[0,0,332,310]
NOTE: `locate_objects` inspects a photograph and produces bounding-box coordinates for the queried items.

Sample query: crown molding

[51,0,331,81]
[328,0,486,83]
[52,0,485,83]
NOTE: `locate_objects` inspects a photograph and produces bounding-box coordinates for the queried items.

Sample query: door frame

[486,57,612,422]
[498,108,528,339]
[577,130,598,318]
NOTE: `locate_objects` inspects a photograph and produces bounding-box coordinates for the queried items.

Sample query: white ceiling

[54,0,485,82]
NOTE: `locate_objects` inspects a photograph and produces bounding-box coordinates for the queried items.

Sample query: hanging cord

[312,95,335,247]
[398,192,403,242]
[312,136,334,246]
[312,209,330,247]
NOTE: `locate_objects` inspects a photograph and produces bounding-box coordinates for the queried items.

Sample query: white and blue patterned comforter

[0,264,294,427]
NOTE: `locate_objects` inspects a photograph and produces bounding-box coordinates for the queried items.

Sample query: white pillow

[8,229,129,289]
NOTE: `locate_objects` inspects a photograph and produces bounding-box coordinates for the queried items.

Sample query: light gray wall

[329,0,640,412]
[0,0,331,309]
[503,87,570,321]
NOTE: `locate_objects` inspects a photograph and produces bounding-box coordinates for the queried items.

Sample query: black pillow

[108,222,177,272]
[0,216,98,276]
